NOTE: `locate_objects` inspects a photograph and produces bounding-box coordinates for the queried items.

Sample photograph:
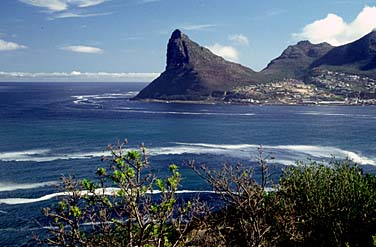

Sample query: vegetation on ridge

[40,141,376,247]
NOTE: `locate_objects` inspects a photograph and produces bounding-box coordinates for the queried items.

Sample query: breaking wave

[298,111,372,118]
[0,143,374,166]
[0,188,217,205]
[72,92,139,104]
[0,149,109,162]
[0,181,58,192]
[0,149,51,162]
[0,192,67,205]
[0,187,277,205]
[149,143,376,166]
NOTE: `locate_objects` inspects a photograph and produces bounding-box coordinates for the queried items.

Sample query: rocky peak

[261,40,333,80]
[166,29,190,70]
[280,41,332,59]
[134,29,258,100]
[166,29,231,70]
[170,29,183,39]
[296,40,312,47]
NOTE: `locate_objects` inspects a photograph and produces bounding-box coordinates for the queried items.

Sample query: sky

[1,0,376,82]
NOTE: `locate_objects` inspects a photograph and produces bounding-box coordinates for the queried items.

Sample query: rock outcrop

[134,29,259,100]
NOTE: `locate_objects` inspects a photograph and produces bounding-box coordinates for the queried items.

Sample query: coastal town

[226,69,376,105]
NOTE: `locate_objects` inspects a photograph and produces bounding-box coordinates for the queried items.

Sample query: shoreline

[132,98,376,106]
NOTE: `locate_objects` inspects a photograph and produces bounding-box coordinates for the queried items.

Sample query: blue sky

[1,0,376,82]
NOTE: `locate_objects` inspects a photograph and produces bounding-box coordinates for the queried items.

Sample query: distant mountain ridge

[135,29,376,104]
[311,30,376,72]
[261,40,333,81]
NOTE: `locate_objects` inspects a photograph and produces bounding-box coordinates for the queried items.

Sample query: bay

[1,82,376,246]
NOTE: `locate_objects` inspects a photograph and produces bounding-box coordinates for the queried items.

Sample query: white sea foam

[0,192,67,205]
[0,188,119,205]
[72,92,139,104]
[0,187,278,205]
[298,111,372,118]
[150,142,376,166]
[0,149,50,162]
[272,145,376,165]
[113,109,255,116]
[0,188,220,205]
[174,143,258,149]
[93,92,139,99]
[0,143,374,166]
[0,149,110,162]
[148,143,258,157]
[0,181,58,192]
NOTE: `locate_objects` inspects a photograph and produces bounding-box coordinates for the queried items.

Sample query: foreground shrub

[41,141,206,247]
[278,161,376,247]
[191,157,376,247]
[41,143,376,247]
[189,149,284,247]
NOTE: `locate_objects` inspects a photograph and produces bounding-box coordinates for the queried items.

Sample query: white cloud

[0,39,26,51]
[206,43,239,62]
[19,0,107,12]
[75,0,107,8]
[229,34,249,46]
[62,45,103,54]
[0,71,160,82]
[294,6,376,46]
[19,0,67,11]
[180,24,215,31]
[51,11,111,19]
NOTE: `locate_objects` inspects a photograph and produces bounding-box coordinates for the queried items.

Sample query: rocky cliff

[134,29,259,100]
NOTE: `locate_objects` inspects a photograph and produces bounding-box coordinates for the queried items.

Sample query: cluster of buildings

[229,79,330,104]
[223,70,376,105]
[309,69,376,97]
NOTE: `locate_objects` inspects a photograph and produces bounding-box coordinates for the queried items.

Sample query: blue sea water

[1,82,376,246]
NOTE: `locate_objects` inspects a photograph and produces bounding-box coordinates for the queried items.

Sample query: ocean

[1,82,376,246]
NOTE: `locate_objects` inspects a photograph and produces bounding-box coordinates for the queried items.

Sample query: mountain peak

[171,29,183,39]
[297,40,312,46]
[166,29,191,70]
[134,29,258,100]
[261,40,333,80]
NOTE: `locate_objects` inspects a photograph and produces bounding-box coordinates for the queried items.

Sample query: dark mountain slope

[311,31,376,73]
[134,30,260,100]
[261,41,333,81]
